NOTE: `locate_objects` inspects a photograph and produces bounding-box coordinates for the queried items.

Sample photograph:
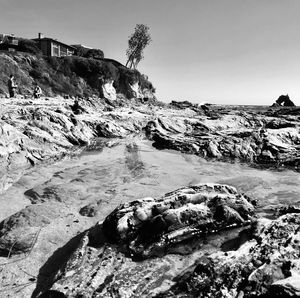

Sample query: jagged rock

[169,100,204,113]
[37,184,255,297]
[276,205,300,216]
[273,94,296,107]
[159,213,300,297]
[102,79,117,101]
[145,111,300,171]
[265,119,296,129]
[0,97,156,193]
[103,183,256,259]
[70,99,86,115]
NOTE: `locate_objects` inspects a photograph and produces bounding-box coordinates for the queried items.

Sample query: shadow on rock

[31,226,102,297]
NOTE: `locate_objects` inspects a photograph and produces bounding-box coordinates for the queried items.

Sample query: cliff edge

[0,52,156,101]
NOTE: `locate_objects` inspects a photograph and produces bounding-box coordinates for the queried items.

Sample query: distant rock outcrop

[272,94,295,107]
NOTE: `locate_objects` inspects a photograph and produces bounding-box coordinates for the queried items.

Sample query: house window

[60,46,67,56]
[52,43,59,56]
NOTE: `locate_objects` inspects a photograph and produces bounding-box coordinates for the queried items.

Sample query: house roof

[32,38,76,50]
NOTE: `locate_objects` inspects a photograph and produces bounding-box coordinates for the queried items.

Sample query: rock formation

[159,213,300,297]
[0,98,299,297]
[145,105,300,171]
[0,52,156,101]
[273,94,296,107]
[102,79,117,101]
[35,184,256,297]
[0,97,155,193]
[103,183,256,258]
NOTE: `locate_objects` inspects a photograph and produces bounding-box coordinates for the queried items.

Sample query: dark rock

[70,99,85,115]
[159,214,300,297]
[79,202,101,217]
[103,183,256,258]
[276,205,300,217]
[39,290,67,298]
[274,94,295,107]
[169,100,204,113]
[265,119,296,129]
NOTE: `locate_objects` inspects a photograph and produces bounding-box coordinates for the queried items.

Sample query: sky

[1,0,300,105]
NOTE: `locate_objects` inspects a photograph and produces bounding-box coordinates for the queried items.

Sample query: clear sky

[1,0,300,105]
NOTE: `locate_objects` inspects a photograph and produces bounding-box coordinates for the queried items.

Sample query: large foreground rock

[103,183,256,258]
[36,183,256,297]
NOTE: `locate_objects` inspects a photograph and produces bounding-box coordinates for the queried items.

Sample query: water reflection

[1,138,300,222]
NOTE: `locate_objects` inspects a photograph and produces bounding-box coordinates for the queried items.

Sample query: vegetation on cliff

[0,51,155,99]
[126,24,152,69]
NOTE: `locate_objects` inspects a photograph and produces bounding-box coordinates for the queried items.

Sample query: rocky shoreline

[1,97,299,194]
[0,97,299,297]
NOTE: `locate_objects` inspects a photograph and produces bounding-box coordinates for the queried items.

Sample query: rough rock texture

[102,79,117,101]
[1,99,299,194]
[0,97,156,193]
[0,98,299,297]
[145,104,300,171]
[103,183,256,258]
[36,184,256,297]
[159,213,300,297]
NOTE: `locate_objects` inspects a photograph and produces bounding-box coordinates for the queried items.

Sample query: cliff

[0,51,156,101]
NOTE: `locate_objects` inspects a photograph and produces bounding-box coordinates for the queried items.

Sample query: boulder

[39,183,256,297]
[103,183,256,258]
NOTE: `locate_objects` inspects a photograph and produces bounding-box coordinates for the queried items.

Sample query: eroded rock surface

[145,105,300,171]
[0,98,299,297]
[1,98,299,195]
[36,184,256,297]
[159,213,300,297]
[103,183,256,258]
[0,97,156,193]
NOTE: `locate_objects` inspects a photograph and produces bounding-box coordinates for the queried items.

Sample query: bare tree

[126,24,152,69]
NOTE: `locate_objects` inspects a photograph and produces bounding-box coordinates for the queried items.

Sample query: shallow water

[1,138,300,222]
[1,137,299,297]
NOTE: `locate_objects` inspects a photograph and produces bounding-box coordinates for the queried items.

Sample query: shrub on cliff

[84,49,104,59]
[17,39,41,55]
[73,45,104,59]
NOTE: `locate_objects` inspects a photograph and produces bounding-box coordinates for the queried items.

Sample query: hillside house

[0,34,19,51]
[33,33,75,57]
